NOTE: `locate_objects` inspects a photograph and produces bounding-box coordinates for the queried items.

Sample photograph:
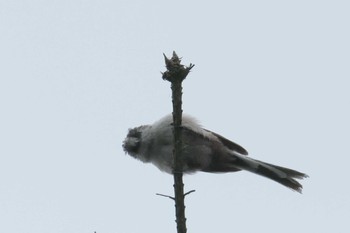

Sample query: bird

[123,114,308,193]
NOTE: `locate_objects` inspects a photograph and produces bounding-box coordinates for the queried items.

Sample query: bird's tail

[230,153,308,193]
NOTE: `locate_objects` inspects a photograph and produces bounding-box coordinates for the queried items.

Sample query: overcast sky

[1,1,349,233]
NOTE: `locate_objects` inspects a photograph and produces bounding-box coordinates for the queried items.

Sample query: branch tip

[161,51,194,82]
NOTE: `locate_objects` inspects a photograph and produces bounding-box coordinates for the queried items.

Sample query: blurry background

[1,1,349,232]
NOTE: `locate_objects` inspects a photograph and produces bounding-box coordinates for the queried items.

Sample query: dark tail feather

[232,154,309,193]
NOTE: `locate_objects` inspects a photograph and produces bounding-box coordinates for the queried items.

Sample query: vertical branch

[162,51,194,233]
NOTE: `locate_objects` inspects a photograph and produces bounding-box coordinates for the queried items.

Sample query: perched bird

[123,114,308,193]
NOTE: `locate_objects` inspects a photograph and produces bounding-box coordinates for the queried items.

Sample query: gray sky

[1,0,349,232]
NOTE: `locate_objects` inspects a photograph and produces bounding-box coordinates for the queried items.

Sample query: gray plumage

[123,114,308,193]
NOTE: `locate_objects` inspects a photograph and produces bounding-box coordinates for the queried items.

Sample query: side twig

[156,193,175,200]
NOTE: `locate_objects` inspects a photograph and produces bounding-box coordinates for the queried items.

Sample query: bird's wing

[203,129,248,155]
[179,125,246,172]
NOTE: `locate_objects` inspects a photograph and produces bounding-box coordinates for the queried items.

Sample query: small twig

[156,193,175,200]
[184,190,196,197]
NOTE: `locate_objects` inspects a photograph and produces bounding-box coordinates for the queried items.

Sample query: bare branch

[162,51,194,233]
